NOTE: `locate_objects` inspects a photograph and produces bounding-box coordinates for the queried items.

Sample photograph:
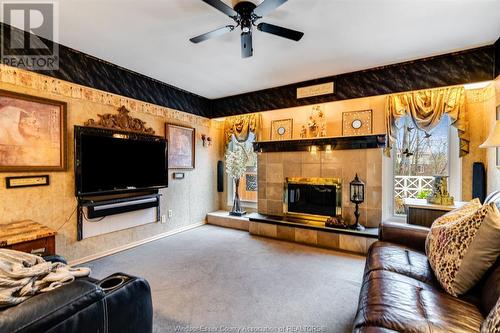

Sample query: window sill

[227,201,257,210]
[383,215,406,224]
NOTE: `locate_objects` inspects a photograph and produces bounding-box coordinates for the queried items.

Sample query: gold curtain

[224,113,261,147]
[385,86,469,157]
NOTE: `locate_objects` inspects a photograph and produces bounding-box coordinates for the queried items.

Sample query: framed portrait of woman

[165,123,195,169]
[0,90,67,171]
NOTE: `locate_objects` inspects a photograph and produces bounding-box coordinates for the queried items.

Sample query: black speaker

[217,161,224,192]
[472,162,486,203]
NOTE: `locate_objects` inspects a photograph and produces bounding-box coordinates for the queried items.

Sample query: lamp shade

[479,121,500,148]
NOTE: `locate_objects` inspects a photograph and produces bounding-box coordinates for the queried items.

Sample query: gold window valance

[224,114,261,147]
[385,86,469,157]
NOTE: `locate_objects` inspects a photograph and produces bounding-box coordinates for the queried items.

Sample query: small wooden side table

[404,199,467,227]
[0,220,56,255]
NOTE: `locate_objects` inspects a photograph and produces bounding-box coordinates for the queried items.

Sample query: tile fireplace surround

[257,149,383,228]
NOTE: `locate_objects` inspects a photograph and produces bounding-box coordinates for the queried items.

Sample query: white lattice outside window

[392,115,451,215]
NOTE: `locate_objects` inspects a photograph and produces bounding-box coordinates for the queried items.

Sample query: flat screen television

[75,126,168,196]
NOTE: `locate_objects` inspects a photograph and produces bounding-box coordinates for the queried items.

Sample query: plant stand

[230,178,246,217]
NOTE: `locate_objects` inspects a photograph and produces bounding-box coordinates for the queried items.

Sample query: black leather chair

[0,271,153,333]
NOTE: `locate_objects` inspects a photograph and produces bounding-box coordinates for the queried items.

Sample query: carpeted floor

[85,225,365,333]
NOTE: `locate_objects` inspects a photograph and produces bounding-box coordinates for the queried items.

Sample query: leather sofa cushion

[0,279,105,333]
[353,270,484,333]
[481,258,500,316]
[365,241,436,285]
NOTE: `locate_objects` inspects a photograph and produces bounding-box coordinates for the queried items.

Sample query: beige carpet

[86,225,365,333]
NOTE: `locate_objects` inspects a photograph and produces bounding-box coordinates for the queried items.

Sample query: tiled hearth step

[206,211,378,254]
[206,211,250,231]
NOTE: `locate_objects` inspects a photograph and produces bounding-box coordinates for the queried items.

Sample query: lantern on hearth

[350,174,365,231]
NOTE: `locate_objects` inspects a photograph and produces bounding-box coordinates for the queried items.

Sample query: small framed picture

[342,109,373,136]
[6,175,50,188]
[165,123,195,169]
[270,119,293,140]
[0,89,67,171]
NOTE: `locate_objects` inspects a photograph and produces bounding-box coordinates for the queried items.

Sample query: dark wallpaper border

[495,37,500,78]
[1,23,497,118]
[1,23,212,117]
[211,46,495,117]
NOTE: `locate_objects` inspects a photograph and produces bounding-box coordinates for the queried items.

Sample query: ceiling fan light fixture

[190,0,304,58]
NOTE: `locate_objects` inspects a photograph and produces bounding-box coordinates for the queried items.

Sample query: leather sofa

[0,272,153,333]
[353,220,500,332]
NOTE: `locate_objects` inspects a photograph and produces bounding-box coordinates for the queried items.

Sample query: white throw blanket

[0,249,90,308]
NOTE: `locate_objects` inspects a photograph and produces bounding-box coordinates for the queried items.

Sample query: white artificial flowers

[225,142,248,180]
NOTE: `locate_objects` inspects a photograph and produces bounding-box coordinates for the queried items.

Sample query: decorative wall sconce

[309,145,318,154]
[350,173,365,231]
[201,134,212,147]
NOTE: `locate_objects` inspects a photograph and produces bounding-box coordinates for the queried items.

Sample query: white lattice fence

[394,176,434,199]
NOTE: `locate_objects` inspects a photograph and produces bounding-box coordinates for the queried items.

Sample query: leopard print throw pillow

[481,297,500,333]
[425,199,482,255]
[427,202,500,296]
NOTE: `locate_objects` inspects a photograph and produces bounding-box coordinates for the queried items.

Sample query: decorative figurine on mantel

[350,174,365,231]
[320,122,327,137]
[307,105,327,138]
[300,125,307,138]
[427,175,454,205]
[307,115,318,137]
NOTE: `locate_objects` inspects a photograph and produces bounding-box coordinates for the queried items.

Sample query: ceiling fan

[190,0,304,58]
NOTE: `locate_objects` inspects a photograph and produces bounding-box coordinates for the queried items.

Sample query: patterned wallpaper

[0,65,210,128]
[0,64,221,262]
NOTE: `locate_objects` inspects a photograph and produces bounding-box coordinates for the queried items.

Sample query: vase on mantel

[230,178,246,216]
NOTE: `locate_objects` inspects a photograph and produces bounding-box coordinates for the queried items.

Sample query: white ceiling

[52,0,500,98]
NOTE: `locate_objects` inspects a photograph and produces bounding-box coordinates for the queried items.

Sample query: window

[227,133,258,206]
[389,115,459,216]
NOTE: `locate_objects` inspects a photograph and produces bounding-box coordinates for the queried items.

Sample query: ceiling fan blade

[190,25,235,43]
[257,22,303,41]
[254,0,288,17]
[201,0,238,18]
[241,32,253,58]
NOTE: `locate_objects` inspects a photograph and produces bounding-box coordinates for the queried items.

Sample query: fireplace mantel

[253,134,386,153]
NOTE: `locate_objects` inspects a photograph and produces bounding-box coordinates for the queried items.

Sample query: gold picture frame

[165,123,195,169]
[270,119,293,140]
[342,109,373,136]
[0,89,67,171]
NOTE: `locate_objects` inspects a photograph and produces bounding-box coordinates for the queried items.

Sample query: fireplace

[284,177,342,222]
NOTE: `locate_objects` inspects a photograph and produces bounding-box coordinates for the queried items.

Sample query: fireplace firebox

[284,177,342,222]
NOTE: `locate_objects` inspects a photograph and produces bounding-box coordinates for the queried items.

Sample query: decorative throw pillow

[427,202,500,296]
[481,297,500,333]
[425,198,482,254]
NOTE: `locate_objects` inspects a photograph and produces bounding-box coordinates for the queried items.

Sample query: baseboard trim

[69,221,206,266]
